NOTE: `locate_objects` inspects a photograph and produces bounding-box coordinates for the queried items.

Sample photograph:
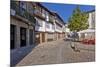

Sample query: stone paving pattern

[15,39,95,66]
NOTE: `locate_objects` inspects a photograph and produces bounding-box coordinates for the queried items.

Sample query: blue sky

[41,2,95,23]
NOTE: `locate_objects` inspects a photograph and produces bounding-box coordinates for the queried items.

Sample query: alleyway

[15,39,95,66]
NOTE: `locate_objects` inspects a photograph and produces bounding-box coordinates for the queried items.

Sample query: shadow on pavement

[10,44,38,67]
[63,38,81,42]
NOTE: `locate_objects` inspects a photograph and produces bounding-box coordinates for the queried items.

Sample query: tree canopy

[68,6,89,32]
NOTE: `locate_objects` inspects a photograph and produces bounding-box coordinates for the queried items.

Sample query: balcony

[56,26,62,31]
[34,10,46,20]
[49,17,54,23]
[55,17,63,25]
[11,1,35,24]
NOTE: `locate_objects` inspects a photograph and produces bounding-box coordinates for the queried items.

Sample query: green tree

[68,6,89,32]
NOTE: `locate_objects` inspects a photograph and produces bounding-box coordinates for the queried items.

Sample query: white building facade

[34,3,65,44]
[78,10,95,40]
[88,10,95,29]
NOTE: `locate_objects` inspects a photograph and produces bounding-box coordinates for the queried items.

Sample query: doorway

[10,25,16,49]
[35,32,40,44]
[42,33,45,42]
[29,29,33,45]
[20,27,26,47]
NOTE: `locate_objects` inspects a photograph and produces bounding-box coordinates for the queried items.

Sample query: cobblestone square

[15,39,95,66]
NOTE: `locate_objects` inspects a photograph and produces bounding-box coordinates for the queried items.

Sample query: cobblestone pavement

[16,39,95,66]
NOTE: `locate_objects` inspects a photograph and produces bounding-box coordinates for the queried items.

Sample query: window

[20,7,25,16]
[35,6,42,15]
[52,25,55,30]
[42,9,46,17]
[56,24,61,30]
[36,19,43,27]
[20,2,26,9]
[28,3,34,14]
[46,22,50,29]
[19,2,27,17]
[46,12,49,21]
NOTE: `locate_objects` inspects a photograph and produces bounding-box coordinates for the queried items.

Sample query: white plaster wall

[65,28,70,32]
[45,22,55,32]
[55,24,62,33]
[88,12,95,29]
[35,18,45,32]
[88,13,92,29]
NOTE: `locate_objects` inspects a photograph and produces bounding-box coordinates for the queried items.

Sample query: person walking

[70,31,80,52]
